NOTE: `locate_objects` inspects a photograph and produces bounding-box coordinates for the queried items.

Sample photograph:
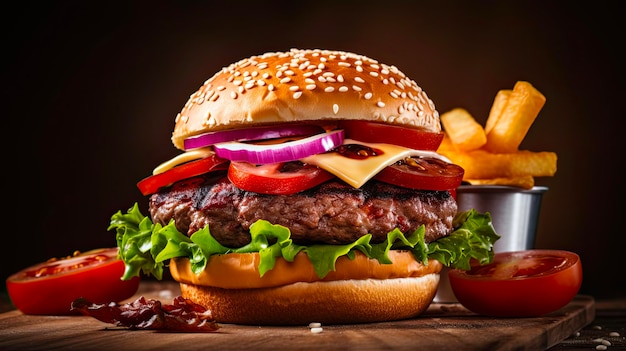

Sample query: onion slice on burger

[213,130,344,164]
[183,124,325,150]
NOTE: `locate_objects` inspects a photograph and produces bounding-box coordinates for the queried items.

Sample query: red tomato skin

[137,154,228,196]
[374,157,464,191]
[6,248,140,315]
[339,120,444,151]
[228,161,334,195]
[448,250,582,317]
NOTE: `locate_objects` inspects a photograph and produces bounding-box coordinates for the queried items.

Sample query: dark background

[5,1,624,300]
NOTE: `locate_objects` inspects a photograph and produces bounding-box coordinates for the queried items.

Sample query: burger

[110,49,499,325]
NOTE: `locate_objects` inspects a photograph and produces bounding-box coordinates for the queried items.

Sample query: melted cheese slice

[151,139,450,189]
[152,147,214,175]
[302,139,450,188]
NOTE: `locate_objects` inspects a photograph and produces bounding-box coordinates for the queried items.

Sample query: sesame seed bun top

[171,48,441,150]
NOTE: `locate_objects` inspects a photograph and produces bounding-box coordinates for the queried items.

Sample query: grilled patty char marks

[149,174,457,248]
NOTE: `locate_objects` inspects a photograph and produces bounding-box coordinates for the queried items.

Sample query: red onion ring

[213,130,344,164]
[183,124,325,150]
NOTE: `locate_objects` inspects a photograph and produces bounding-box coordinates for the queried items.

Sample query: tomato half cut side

[338,120,444,151]
[228,161,334,195]
[374,156,464,191]
[6,248,140,315]
[137,154,229,195]
[448,250,583,317]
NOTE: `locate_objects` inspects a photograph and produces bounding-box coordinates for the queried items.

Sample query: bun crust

[179,275,440,325]
[172,49,440,150]
[170,252,442,325]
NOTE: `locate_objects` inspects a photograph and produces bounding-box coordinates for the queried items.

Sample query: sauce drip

[334,144,384,160]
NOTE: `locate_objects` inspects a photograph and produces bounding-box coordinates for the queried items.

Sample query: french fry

[440,149,557,180]
[437,132,456,153]
[465,176,535,190]
[484,89,511,135]
[484,81,546,153]
[440,108,486,151]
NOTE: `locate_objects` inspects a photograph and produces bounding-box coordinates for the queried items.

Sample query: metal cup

[434,185,548,303]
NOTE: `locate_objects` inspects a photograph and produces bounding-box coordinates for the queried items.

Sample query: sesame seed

[324,87,335,92]
[318,76,327,83]
[230,91,237,99]
[276,71,283,78]
[306,84,316,90]
[293,91,302,99]
[337,74,344,82]
[364,92,373,100]
[310,327,323,334]
[217,86,226,91]
[339,86,349,92]
[238,86,245,93]
[390,92,399,98]
[308,322,322,328]
[338,62,351,67]
[354,77,365,83]
[323,72,335,77]
[333,104,339,114]
[303,72,314,77]
[369,71,379,77]
[352,85,362,91]
[257,80,266,86]
[289,86,300,91]
[262,73,270,79]
[285,70,295,76]
[305,78,315,84]
[377,101,385,107]
[280,77,292,84]
[244,82,254,90]
[268,84,275,91]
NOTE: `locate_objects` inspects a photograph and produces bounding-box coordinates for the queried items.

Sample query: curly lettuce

[109,203,499,281]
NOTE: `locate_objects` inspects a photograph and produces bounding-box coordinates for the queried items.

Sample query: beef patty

[149,174,457,248]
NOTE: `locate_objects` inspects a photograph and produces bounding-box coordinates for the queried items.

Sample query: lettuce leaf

[109,203,499,281]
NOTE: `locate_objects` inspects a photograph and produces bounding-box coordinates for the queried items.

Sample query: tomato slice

[137,154,229,195]
[448,250,583,317]
[228,161,334,195]
[338,120,444,151]
[6,248,140,315]
[374,156,464,191]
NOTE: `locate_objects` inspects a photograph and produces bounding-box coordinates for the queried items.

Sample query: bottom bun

[179,274,440,325]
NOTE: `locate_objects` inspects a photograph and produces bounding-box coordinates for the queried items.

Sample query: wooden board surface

[0,281,595,351]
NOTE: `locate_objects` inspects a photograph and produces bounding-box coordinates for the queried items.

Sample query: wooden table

[0,281,603,350]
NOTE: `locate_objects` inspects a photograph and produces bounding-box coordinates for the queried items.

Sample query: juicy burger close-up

[109,48,500,325]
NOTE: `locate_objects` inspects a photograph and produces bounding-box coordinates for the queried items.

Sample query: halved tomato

[137,154,229,195]
[338,120,444,151]
[228,161,334,195]
[6,248,140,315]
[374,156,464,191]
[448,250,583,317]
